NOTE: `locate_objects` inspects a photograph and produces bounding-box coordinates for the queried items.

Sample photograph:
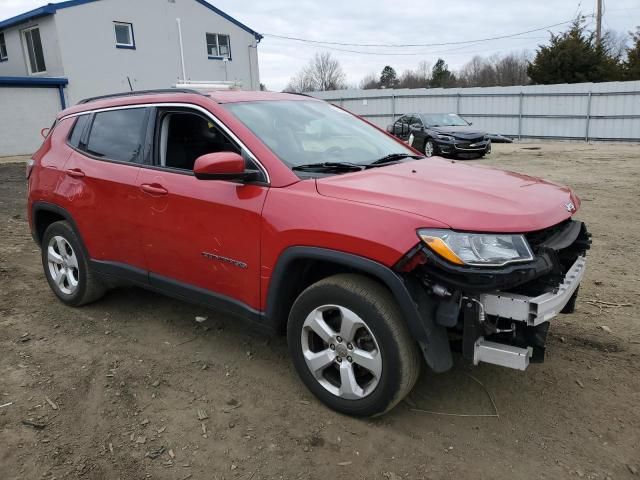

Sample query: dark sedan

[388,113,491,158]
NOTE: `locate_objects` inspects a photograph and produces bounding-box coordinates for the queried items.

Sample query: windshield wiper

[367,153,424,167]
[292,162,365,172]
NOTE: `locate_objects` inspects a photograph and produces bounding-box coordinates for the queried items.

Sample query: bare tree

[494,52,530,85]
[311,52,347,91]
[458,52,530,87]
[603,29,629,60]
[397,61,431,88]
[359,72,379,89]
[284,67,316,93]
[284,52,347,93]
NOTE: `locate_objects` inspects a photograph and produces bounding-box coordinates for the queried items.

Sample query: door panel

[138,169,267,310]
[59,108,150,269]
[63,152,145,268]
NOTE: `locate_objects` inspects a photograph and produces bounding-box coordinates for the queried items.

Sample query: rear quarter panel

[28,118,76,231]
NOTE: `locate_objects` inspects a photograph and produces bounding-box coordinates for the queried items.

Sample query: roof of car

[58,89,318,119]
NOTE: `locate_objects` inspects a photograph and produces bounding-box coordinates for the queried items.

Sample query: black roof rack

[77,88,208,105]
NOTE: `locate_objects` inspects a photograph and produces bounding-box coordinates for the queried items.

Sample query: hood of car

[429,126,486,139]
[315,158,580,233]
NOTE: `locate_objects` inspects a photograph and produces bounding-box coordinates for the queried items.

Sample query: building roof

[0,0,262,40]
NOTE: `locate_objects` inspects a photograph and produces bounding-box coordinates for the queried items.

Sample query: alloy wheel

[424,140,434,157]
[47,235,79,295]
[300,305,382,400]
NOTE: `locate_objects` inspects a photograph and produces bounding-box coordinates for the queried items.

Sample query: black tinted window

[68,115,89,148]
[86,108,148,163]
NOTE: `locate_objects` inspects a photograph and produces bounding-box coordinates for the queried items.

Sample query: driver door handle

[140,183,168,196]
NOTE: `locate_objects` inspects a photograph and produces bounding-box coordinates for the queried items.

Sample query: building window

[206,33,231,59]
[114,22,135,49]
[0,32,8,61]
[22,26,46,74]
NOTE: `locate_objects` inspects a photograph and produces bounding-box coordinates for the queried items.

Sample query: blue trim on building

[0,1,98,30]
[0,76,68,109]
[0,0,262,41]
[194,0,262,40]
[58,85,67,109]
[0,76,68,86]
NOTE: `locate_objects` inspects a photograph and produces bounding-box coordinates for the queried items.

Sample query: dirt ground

[1,142,639,480]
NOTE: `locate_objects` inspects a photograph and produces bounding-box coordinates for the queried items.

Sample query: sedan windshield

[421,113,469,127]
[224,100,415,169]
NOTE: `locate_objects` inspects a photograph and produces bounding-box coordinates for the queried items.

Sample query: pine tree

[528,18,623,84]
[430,59,456,88]
[379,66,398,88]
[624,27,640,80]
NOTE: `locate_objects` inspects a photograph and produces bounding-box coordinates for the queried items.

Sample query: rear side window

[86,108,148,163]
[68,115,90,148]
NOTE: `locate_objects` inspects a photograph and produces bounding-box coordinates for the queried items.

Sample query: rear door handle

[65,168,85,178]
[140,183,168,196]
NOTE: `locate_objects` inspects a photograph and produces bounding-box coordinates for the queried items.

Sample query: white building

[0,0,262,155]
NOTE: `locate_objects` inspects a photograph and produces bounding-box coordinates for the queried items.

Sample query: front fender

[266,246,453,373]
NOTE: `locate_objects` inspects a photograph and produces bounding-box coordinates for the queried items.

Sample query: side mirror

[40,127,51,139]
[386,124,394,133]
[193,152,257,181]
[467,121,473,126]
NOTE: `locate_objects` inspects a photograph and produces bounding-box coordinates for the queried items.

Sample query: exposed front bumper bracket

[473,338,531,370]
[479,256,586,326]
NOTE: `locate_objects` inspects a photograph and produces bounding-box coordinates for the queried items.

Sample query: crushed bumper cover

[479,256,586,326]
[471,256,586,370]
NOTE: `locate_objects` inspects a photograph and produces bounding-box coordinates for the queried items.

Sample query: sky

[0,0,638,90]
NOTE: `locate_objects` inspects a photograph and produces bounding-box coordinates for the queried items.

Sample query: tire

[424,139,437,157]
[41,220,105,307]
[287,273,421,417]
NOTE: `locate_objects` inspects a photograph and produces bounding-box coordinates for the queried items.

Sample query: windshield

[421,113,469,127]
[224,100,415,168]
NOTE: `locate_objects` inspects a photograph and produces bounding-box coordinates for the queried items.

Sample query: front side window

[85,108,149,163]
[0,32,8,61]
[206,33,231,59]
[409,116,423,128]
[114,22,135,49]
[22,27,46,74]
[225,100,415,169]
[158,110,239,170]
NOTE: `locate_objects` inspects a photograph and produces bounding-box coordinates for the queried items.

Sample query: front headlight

[417,229,534,267]
[436,134,454,141]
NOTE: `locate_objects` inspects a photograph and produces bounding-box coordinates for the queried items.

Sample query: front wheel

[424,139,437,157]
[287,274,421,416]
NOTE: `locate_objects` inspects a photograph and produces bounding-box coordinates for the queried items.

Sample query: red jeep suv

[27,89,590,416]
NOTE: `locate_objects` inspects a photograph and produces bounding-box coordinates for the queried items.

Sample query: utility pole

[595,0,603,47]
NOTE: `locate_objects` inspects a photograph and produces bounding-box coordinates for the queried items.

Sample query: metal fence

[310,81,640,142]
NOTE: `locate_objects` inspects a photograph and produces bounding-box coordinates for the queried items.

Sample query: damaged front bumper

[472,255,586,370]
[398,219,591,372]
[480,255,586,326]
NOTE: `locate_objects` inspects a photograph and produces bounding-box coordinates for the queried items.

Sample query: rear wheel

[287,274,421,416]
[41,221,105,306]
